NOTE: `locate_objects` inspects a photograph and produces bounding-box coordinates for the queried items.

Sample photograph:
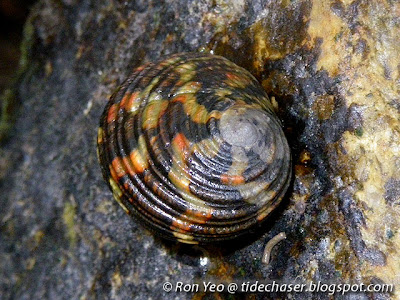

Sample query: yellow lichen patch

[327,236,351,264]
[63,200,77,247]
[111,268,123,291]
[198,0,246,43]
[344,126,400,284]
[45,61,52,77]
[75,45,84,60]
[248,22,285,72]
[307,1,347,76]
[26,258,36,270]
[245,4,309,74]
[33,230,45,246]
[328,1,400,292]
[299,150,312,165]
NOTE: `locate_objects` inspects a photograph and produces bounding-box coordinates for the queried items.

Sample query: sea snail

[97,52,291,244]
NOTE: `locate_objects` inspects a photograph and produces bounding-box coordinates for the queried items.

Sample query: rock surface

[1,0,399,299]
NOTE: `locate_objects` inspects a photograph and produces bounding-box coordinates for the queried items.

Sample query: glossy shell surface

[97,53,291,244]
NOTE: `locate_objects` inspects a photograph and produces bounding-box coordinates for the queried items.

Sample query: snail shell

[97,52,291,244]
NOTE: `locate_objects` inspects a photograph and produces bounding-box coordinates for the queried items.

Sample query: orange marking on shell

[119,94,128,109]
[129,149,147,173]
[189,209,213,224]
[257,209,272,222]
[190,81,201,89]
[171,218,192,233]
[221,174,245,185]
[172,133,190,160]
[124,91,140,111]
[257,210,269,222]
[122,156,135,176]
[172,94,187,103]
[107,104,118,123]
[256,201,278,221]
[134,64,147,72]
[149,136,157,145]
[111,157,126,179]
[175,80,184,87]
[226,72,240,81]
[173,133,189,151]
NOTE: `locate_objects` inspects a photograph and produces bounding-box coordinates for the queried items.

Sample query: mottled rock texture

[1,0,399,299]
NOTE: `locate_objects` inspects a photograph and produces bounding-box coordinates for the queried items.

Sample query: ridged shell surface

[97,53,291,244]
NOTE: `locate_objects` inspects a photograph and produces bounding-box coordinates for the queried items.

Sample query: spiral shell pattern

[97,53,291,244]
